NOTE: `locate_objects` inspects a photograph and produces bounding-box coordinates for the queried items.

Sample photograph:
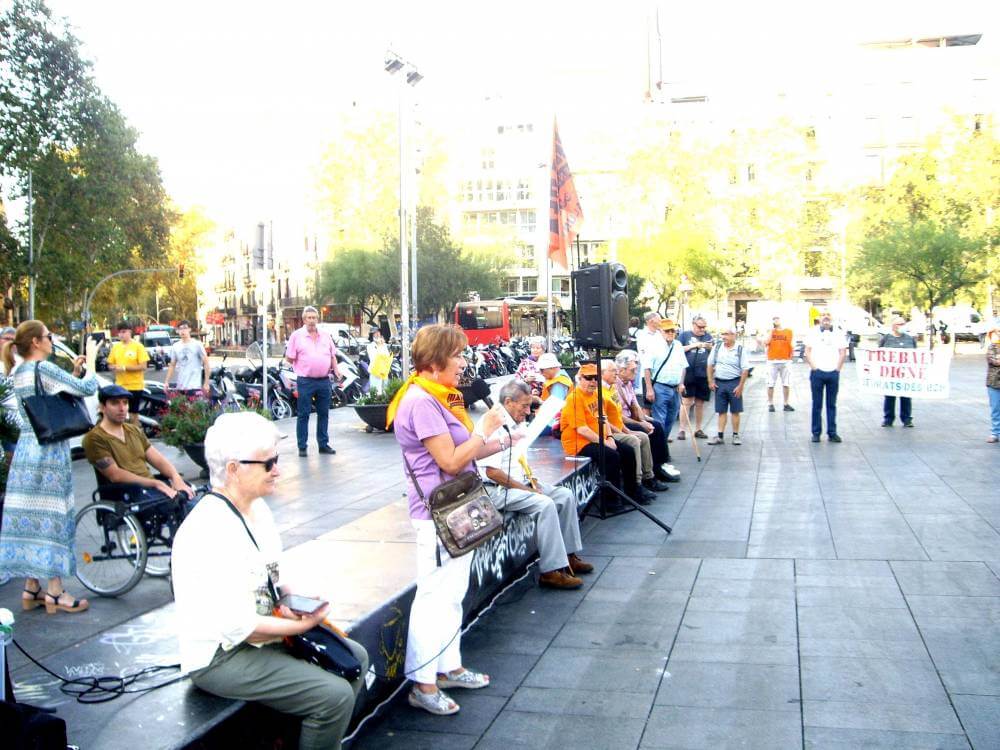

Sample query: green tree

[317,248,396,326]
[0,0,173,330]
[314,110,450,254]
[406,207,504,319]
[854,219,992,334]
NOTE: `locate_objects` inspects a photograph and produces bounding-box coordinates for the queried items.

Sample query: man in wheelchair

[83,384,195,502]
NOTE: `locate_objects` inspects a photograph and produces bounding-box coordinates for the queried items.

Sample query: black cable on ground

[12,639,183,704]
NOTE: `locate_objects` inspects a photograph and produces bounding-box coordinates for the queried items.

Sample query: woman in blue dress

[1,320,97,614]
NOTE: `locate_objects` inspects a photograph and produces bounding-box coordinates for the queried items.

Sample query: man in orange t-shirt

[760,316,795,412]
[560,363,648,505]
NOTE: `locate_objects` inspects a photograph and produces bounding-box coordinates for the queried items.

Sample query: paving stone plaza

[2,352,998,749]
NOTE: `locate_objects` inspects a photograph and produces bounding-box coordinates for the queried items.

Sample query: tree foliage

[0,0,175,331]
[317,208,505,323]
[850,119,999,314]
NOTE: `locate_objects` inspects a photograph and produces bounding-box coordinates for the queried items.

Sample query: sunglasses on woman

[239,455,280,471]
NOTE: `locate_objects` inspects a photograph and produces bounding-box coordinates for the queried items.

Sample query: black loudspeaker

[571,262,629,349]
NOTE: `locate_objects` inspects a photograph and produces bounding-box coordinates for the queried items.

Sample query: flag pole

[546,259,553,351]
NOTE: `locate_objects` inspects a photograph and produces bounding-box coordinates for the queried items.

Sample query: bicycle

[74,475,206,597]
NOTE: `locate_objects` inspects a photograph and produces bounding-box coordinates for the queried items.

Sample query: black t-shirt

[678,330,713,376]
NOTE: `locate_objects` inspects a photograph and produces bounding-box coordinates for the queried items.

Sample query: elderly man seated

[601,359,671,493]
[477,380,593,589]
[82,384,194,500]
[612,351,681,482]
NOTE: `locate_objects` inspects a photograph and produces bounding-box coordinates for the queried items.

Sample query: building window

[746,164,756,182]
[481,148,495,169]
[464,180,474,202]
[863,153,883,184]
[521,277,538,295]
[516,178,532,201]
[519,209,536,235]
[505,277,520,296]
[517,243,534,264]
[496,179,510,202]
[551,277,570,296]
[863,116,882,147]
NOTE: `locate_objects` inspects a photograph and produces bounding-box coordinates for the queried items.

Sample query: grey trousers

[491,483,583,573]
[191,639,369,750]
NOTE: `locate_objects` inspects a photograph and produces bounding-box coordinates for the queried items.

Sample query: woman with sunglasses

[1,320,96,614]
[172,411,368,750]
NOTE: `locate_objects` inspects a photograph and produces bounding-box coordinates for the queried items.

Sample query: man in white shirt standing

[165,320,210,396]
[634,312,661,395]
[477,380,593,590]
[642,319,687,441]
[804,312,847,443]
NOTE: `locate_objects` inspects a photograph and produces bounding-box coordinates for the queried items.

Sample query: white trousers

[405,519,472,685]
[490,483,582,574]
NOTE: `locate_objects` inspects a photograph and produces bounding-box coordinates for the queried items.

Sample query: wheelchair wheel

[75,502,147,597]
[143,524,174,578]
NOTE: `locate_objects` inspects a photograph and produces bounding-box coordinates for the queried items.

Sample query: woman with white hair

[172,411,368,750]
[514,336,546,397]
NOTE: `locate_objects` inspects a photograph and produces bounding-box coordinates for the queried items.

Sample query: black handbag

[21,363,93,445]
[209,492,363,681]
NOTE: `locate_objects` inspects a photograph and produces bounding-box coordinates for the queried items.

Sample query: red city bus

[454,298,561,345]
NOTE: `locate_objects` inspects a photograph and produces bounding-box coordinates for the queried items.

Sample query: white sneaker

[660,463,681,478]
[732,435,742,445]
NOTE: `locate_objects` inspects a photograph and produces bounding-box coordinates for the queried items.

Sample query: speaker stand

[582,349,672,535]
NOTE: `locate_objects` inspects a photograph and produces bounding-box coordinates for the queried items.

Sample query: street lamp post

[385,50,422,376]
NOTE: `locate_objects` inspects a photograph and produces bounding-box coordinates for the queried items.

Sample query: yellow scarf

[385,374,473,431]
[541,373,573,401]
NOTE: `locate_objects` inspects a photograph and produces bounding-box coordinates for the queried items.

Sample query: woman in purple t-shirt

[391,325,505,715]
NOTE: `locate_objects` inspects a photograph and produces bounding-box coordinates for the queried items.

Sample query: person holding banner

[880,317,917,428]
[987,328,1000,443]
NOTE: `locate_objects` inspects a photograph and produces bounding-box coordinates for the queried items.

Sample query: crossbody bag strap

[651,341,675,384]
[35,361,44,396]
[208,490,280,602]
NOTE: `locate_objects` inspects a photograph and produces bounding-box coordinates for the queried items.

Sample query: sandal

[676,431,686,440]
[22,585,44,611]
[694,430,708,439]
[437,668,490,690]
[45,590,89,615]
[408,686,459,715]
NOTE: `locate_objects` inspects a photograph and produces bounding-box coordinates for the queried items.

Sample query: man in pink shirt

[285,306,343,456]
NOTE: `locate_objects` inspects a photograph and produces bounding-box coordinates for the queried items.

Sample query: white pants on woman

[405,519,473,685]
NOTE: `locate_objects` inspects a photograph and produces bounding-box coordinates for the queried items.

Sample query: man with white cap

[879,317,916,428]
[642,318,686,441]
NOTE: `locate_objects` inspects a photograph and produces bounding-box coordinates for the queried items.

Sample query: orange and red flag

[548,121,583,271]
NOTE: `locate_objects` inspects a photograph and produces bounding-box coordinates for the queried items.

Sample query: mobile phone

[277,594,327,615]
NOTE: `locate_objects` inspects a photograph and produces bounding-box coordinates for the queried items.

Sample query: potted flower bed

[352,378,403,433]
[160,395,269,476]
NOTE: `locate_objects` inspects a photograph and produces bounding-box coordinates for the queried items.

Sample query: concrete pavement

[350,354,1000,750]
[2,354,997,748]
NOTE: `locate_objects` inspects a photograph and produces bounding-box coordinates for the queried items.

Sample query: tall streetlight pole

[385,50,422,376]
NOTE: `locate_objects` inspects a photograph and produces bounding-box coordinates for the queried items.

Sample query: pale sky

[40,0,999,251]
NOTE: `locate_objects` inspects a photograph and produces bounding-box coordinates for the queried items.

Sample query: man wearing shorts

[761,316,794,412]
[706,325,750,445]
[678,316,713,439]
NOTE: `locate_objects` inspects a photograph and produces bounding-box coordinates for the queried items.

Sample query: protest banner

[855,347,952,399]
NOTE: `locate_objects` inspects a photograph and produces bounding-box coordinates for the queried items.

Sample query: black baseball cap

[98,384,132,403]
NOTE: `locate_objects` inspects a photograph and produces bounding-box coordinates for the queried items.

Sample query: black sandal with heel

[22,585,44,611]
[44,590,89,614]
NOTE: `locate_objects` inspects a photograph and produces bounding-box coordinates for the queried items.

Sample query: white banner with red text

[855,347,952,399]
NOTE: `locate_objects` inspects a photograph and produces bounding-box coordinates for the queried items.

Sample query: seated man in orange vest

[560,363,649,506]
